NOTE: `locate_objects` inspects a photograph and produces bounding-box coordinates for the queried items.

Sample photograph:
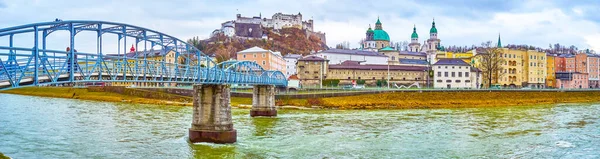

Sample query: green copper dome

[430,20,438,34]
[373,30,390,41]
[367,27,373,33]
[411,25,418,39]
[379,46,395,52]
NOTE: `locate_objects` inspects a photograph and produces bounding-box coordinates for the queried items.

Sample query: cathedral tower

[409,25,421,52]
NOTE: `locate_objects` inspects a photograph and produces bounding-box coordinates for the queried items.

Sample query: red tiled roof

[288,74,299,80]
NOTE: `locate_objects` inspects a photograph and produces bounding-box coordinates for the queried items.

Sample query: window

[348,77,351,79]
[465,80,471,83]
[446,80,452,83]
[437,72,441,77]
[437,80,443,83]
[243,54,246,58]
[372,77,376,80]
[458,72,462,77]
[465,72,470,77]
[455,80,461,83]
[262,61,266,65]
[304,71,309,73]
[452,72,455,77]
[444,72,448,77]
[253,54,257,58]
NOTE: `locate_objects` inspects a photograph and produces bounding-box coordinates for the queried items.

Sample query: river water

[0,94,599,158]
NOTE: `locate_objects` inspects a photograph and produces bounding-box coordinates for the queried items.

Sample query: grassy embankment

[1,87,253,107]
[1,87,193,106]
[5,87,600,109]
[302,91,600,109]
[0,152,9,159]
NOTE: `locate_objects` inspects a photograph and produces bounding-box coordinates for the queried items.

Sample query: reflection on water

[0,94,599,158]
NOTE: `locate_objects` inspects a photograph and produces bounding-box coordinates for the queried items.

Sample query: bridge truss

[0,20,287,90]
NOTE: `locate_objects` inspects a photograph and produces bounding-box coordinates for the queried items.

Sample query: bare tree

[186,36,203,51]
[335,41,351,49]
[401,41,409,51]
[358,39,365,48]
[478,41,506,88]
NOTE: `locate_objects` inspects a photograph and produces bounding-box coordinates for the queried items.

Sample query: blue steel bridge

[0,20,287,90]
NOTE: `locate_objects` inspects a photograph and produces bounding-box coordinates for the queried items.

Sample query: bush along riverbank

[4,87,600,109]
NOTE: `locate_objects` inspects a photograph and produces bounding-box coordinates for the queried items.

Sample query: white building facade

[311,49,388,65]
[283,54,302,78]
[433,59,481,89]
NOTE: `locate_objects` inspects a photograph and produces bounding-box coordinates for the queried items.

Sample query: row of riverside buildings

[244,17,597,89]
[105,17,596,89]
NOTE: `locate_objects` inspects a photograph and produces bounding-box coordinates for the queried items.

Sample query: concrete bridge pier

[250,85,277,117]
[189,84,236,144]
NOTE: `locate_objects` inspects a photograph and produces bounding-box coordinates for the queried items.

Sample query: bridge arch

[0,20,286,89]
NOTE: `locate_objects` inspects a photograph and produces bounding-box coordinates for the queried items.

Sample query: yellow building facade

[441,51,476,64]
[523,50,547,88]
[546,55,555,88]
[496,48,547,88]
[498,48,525,87]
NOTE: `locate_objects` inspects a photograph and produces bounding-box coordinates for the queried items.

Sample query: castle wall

[234,23,262,38]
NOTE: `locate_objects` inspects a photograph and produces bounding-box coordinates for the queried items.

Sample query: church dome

[430,20,438,34]
[373,30,390,41]
[411,25,418,39]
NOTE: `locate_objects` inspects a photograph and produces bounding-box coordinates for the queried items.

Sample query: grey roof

[557,54,574,58]
[329,60,427,71]
[318,49,387,57]
[471,67,482,72]
[399,51,427,56]
[587,53,600,57]
[283,54,303,59]
[399,59,429,65]
[298,56,327,61]
[433,58,470,66]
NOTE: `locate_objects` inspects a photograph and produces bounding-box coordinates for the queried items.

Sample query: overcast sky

[1,0,600,52]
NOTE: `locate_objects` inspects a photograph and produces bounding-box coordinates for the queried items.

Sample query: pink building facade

[555,72,589,89]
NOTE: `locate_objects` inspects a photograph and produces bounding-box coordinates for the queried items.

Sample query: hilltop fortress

[211,12,326,45]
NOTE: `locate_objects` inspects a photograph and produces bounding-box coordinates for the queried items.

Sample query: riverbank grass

[5,87,600,109]
[1,87,193,106]
[0,152,9,159]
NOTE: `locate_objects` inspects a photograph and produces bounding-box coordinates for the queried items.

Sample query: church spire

[375,17,382,30]
[497,33,502,48]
